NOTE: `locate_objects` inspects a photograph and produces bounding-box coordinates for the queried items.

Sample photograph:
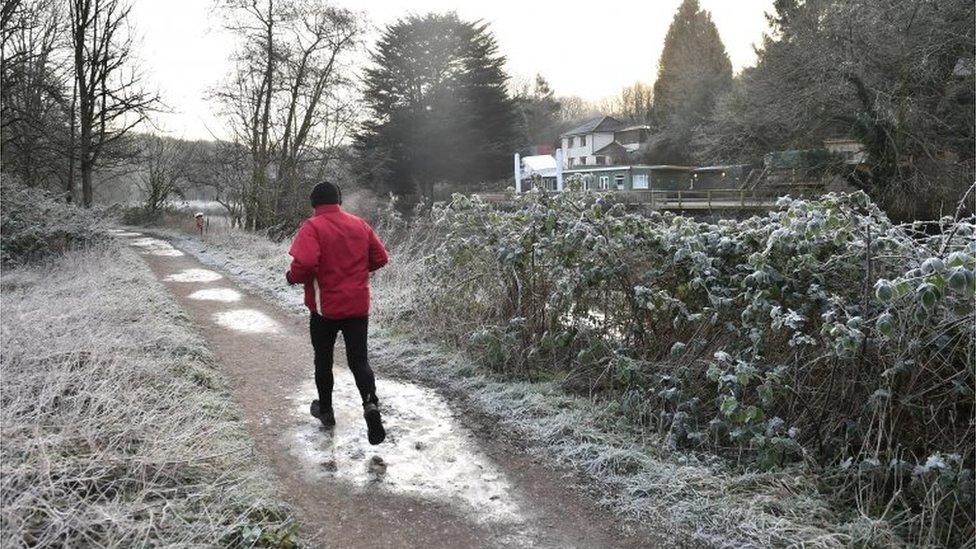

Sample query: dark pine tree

[355,13,518,203]
[514,74,562,151]
[649,0,732,163]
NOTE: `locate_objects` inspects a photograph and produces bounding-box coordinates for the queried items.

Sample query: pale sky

[131,0,774,141]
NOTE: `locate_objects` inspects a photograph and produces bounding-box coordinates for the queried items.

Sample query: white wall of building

[562,131,616,167]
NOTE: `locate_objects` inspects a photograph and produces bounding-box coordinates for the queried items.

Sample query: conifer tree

[648,0,732,163]
[514,74,562,149]
[355,13,518,202]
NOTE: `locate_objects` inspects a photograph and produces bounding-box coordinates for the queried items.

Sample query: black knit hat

[310,181,341,206]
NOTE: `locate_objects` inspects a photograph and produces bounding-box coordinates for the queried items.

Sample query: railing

[474,187,818,210]
[474,192,509,203]
[613,188,802,209]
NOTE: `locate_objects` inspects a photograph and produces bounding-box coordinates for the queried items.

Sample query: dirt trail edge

[122,232,659,549]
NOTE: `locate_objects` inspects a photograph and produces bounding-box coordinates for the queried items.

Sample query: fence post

[514,153,522,193]
[677,190,682,209]
[707,190,712,209]
[740,189,745,207]
[555,149,564,192]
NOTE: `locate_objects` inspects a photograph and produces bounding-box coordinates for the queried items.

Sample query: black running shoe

[363,402,386,445]
[310,399,335,428]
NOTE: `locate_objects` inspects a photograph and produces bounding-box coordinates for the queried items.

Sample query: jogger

[287,180,389,445]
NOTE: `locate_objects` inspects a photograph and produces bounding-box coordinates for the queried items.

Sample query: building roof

[521,154,558,177]
[693,164,752,173]
[560,115,625,137]
[643,165,695,172]
[593,141,629,156]
[564,166,632,174]
[563,164,695,174]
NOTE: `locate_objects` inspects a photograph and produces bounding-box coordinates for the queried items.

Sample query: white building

[559,115,651,168]
[519,154,559,191]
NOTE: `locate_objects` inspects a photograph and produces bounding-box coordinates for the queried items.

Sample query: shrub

[0,176,107,265]
[401,190,974,546]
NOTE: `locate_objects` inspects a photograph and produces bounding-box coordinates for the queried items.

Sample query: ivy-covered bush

[0,176,107,265]
[405,190,974,545]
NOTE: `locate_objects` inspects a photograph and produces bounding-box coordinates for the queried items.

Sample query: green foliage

[405,190,974,545]
[0,175,107,265]
[355,13,519,202]
[221,509,300,548]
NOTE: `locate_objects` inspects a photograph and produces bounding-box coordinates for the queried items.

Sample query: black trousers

[309,314,377,408]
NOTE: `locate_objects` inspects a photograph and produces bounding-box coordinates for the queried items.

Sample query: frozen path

[119,231,656,548]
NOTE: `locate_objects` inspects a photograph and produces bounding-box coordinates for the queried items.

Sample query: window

[599,176,610,190]
[594,156,604,165]
[580,135,587,146]
[615,174,625,190]
[579,157,586,166]
[583,177,591,190]
[568,136,575,147]
[633,173,649,189]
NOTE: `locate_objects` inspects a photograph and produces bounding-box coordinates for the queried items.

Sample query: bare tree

[136,134,193,215]
[616,81,653,123]
[1,0,71,192]
[68,0,157,207]
[557,95,599,125]
[216,0,362,232]
[188,139,249,228]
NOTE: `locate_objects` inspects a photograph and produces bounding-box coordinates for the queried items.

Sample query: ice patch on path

[113,231,143,237]
[129,237,169,249]
[188,288,242,302]
[147,248,185,257]
[290,376,527,528]
[164,269,223,283]
[128,237,184,256]
[213,309,279,333]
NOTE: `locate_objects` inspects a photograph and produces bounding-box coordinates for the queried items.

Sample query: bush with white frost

[405,190,974,546]
[0,176,107,264]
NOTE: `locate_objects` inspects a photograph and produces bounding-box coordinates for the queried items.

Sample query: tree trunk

[81,158,92,206]
[79,97,92,206]
[66,73,77,203]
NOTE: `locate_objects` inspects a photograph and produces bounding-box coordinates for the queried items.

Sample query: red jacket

[287,204,388,319]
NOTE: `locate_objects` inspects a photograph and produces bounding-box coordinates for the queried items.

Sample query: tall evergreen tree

[648,0,732,163]
[514,74,562,149]
[355,13,518,202]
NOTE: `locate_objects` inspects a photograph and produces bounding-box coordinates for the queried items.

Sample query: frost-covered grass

[0,241,298,547]
[367,338,886,548]
[136,222,913,547]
